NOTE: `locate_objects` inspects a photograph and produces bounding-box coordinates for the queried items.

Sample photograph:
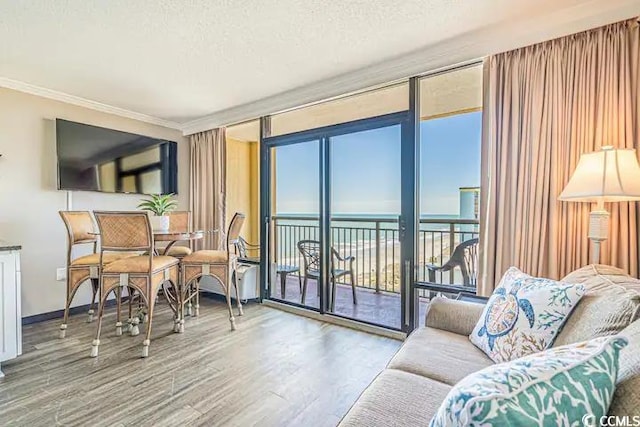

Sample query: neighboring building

[459,187,480,220]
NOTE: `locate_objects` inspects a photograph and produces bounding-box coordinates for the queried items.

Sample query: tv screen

[56,119,178,195]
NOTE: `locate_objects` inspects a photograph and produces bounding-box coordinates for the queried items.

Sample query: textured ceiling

[0,0,637,128]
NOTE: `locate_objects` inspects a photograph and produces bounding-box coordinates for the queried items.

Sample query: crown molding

[0,76,183,130]
[181,0,639,136]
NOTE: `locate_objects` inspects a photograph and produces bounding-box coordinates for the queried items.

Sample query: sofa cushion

[388,327,492,385]
[470,267,585,363]
[556,264,640,346]
[339,369,451,427]
[425,296,485,336]
[609,319,640,417]
[431,336,628,427]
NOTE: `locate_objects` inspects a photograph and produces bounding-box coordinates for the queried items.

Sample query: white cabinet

[0,248,22,378]
[199,263,275,301]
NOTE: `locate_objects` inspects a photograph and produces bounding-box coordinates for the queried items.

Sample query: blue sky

[275,111,481,215]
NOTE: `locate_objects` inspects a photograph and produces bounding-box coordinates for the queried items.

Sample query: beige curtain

[480,19,640,295]
[189,128,227,250]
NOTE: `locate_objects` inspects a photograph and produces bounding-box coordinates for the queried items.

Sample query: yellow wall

[226,137,259,244]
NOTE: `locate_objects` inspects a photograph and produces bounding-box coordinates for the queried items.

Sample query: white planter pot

[150,215,170,232]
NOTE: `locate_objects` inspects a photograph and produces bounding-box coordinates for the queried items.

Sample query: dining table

[153,229,207,255]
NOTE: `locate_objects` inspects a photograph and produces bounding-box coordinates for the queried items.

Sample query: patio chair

[235,236,260,264]
[297,240,356,310]
[426,237,479,288]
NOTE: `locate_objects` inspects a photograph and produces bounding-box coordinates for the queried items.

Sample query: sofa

[339,264,640,426]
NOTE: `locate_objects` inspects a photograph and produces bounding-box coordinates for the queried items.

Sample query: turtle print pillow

[470,267,585,363]
[430,336,628,427]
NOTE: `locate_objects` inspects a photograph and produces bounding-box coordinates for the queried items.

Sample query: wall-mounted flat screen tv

[56,119,178,195]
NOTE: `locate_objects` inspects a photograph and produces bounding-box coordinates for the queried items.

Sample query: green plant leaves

[137,193,178,216]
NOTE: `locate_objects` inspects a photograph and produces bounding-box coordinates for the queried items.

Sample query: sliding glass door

[328,125,402,328]
[261,110,415,331]
[268,139,321,311]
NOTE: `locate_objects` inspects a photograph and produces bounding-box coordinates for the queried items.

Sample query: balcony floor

[269,276,429,330]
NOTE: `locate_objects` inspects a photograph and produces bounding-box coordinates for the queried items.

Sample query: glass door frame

[259,79,420,332]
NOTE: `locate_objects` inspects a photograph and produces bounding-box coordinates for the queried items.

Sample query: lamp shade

[558,147,640,202]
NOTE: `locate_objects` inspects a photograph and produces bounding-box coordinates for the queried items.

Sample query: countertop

[0,240,21,251]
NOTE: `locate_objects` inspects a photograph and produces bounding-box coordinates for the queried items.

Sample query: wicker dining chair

[297,240,357,310]
[58,211,138,339]
[160,211,193,258]
[179,212,246,332]
[91,211,180,358]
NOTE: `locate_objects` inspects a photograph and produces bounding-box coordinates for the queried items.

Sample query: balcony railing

[272,215,479,293]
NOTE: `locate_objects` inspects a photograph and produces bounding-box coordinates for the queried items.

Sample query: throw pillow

[555,264,640,346]
[470,267,585,362]
[608,320,640,417]
[430,336,628,427]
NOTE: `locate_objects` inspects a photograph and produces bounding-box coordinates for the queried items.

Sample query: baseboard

[22,299,118,326]
[21,291,259,326]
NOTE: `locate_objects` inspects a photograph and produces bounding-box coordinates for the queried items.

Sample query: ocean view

[272,212,479,291]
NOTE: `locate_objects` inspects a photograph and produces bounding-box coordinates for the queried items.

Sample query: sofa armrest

[425,296,485,336]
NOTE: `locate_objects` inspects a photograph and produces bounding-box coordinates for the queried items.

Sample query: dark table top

[0,240,21,251]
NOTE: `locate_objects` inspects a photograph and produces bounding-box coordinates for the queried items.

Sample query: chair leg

[59,277,72,338]
[178,281,192,333]
[232,269,243,316]
[115,286,123,336]
[298,271,302,292]
[331,276,337,312]
[280,273,287,299]
[194,282,200,317]
[126,286,133,333]
[350,271,357,305]
[90,293,108,358]
[88,279,99,323]
[142,297,155,358]
[301,276,308,305]
[129,287,140,336]
[224,283,237,331]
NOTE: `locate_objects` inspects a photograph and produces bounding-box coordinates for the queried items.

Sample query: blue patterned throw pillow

[430,336,628,427]
[470,267,585,363]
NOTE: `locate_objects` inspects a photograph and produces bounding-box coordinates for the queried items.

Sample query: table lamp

[559,146,640,263]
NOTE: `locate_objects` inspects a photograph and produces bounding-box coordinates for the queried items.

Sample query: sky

[274,111,481,216]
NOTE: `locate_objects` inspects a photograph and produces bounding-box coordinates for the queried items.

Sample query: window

[417,65,482,287]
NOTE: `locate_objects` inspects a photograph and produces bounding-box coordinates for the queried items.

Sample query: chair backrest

[226,213,246,249]
[167,211,191,232]
[94,211,153,252]
[451,238,479,287]
[297,240,321,273]
[59,211,98,245]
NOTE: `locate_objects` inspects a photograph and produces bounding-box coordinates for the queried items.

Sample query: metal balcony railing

[272,215,479,293]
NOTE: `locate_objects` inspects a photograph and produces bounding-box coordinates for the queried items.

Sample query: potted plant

[137,193,177,232]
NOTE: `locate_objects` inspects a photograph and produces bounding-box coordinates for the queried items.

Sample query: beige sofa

[339,265,640,426]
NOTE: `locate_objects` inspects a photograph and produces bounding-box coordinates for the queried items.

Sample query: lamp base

[588,208,609,264]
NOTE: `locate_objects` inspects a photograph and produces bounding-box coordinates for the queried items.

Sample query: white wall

[0,88,188,317]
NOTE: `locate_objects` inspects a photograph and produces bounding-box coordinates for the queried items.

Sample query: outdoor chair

[297,240,357,310]
[426,237,479,288]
